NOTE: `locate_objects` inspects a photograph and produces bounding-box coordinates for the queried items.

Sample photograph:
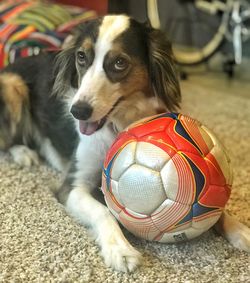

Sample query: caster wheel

[180,71,188,80]
[223,60,235,78]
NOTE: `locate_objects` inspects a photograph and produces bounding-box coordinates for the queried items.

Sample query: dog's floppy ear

[53,19,101,96]
[53,45,78,96]
[147,26,181,111]
[53,26,86,96]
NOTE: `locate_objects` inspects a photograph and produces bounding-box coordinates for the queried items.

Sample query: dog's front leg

[57,130,141,272]
[66,186,141,272]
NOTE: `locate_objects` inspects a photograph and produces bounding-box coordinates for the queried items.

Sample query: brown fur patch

[0,73,29,123]
[81,37,93,50]
[107,41,151,97]
[109,62,158,131]
[119,62,150,97]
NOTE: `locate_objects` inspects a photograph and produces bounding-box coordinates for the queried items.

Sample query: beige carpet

[0,73,249,283]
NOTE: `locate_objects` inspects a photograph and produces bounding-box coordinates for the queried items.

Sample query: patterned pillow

[0,0,97,68]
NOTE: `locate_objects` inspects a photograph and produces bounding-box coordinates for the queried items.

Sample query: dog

[0,15,249,272]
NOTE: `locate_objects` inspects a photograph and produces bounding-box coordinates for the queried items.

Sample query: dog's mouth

[79,118,106,136]
[78,97,124,136]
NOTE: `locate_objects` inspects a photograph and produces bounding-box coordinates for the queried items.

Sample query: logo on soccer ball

[102,113,232,243]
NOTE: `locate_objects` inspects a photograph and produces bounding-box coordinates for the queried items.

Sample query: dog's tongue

[79,120,99,135]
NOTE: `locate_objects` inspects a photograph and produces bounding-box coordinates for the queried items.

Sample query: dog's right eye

[77,51,87,66]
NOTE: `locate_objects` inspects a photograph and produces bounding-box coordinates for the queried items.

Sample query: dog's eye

[114,57,129,72]
[77,51,87,66]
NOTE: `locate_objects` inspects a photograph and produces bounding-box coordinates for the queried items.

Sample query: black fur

[115,18,149,63]
[0,94,11,147]
[1,52,78,159]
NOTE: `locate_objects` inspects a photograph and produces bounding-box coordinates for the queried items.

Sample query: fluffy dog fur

[0,15,249,272]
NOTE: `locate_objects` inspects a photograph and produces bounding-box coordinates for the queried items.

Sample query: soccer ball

[101,113,233,243]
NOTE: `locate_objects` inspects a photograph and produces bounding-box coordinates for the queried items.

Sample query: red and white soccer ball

[102,113,233,243]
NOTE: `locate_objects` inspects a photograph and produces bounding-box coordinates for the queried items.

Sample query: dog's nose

[70,102,93,120]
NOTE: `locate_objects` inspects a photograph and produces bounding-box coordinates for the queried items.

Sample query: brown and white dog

[0,15,249,272]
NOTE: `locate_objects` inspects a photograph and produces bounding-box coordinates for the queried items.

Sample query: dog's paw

[215,212,250,252]
[100,235,142,273]
[9,145,39,167]
[230,222,250,252]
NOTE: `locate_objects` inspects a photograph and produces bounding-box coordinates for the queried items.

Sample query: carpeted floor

[0,72,249,283]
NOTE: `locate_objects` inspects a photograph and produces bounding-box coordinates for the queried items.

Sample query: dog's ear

[147,26,181,111]
[61,23,90,49]
[53,43,78,96]
[53,25,88,96]
[53,20,101,96]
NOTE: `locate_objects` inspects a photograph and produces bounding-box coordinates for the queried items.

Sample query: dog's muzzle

[71,97,124,136]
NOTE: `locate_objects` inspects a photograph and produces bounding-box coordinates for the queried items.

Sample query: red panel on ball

[128,117,173,138]
[205,152,227,186]
[104,131,136,167]
[199,185,231,208]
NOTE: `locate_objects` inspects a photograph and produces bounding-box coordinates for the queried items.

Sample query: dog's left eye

[114,57,129,72]
[77,51,87,66]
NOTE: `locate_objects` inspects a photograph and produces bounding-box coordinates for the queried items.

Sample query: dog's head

[54,15,181,135]
[0,73,29,150]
